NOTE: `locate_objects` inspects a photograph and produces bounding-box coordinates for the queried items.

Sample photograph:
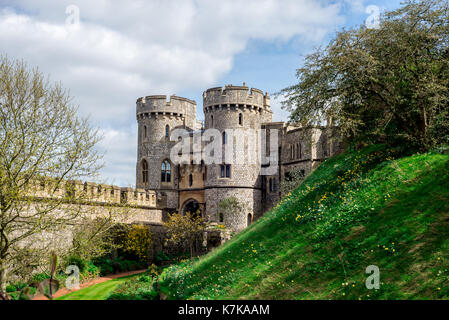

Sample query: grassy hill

[159,145,449,300]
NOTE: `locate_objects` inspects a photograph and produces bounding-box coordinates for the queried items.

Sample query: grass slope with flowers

[158,145,449,300]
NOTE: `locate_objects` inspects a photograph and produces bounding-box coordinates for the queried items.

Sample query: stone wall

[133,83,344,233]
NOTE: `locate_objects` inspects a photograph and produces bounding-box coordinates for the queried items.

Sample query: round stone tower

[203,83,273,231]
[136,95,197,211]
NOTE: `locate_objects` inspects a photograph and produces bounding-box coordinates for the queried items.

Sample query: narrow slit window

[142,159,148,184]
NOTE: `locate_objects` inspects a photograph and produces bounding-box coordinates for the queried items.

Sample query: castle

[11,83,342,265]
[135,83,341,232]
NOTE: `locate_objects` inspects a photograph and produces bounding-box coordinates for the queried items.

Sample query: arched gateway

[181,199,202,218]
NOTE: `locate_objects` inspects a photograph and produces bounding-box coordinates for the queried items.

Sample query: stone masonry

[135,83,343,233]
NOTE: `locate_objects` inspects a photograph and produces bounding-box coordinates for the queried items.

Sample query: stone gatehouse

[135,83,342,233]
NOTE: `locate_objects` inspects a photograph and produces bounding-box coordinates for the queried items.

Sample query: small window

[161,160,171,182]
[222,131,227,145]
[211,115,214,127]
[273,178,277,192]
[220,164,231,178]
[219,212,224,223]
[239,113,243,125]
[165,125,170,138]
[247,213,252,226]
[144,125,147,138]
[189,174,193,187]
[269,178,273,192]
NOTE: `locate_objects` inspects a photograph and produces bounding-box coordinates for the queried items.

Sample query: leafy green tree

[279,0,449,152]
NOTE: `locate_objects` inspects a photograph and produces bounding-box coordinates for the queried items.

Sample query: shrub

[87,261,99,276]
[6,284,16,292]
[99,263,114,276]
[107,277,158,300]
[138,275,152,283]
[155,251,170,262]
[65,256,88,273]
[31,273,50,284]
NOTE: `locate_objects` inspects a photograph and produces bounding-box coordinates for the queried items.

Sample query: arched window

[189,173,193,187]
[239,113,243,125]
[211,115,214,127]
[142,159,148,184]
[165,125,169,138]
[247,213,252,226]
[219,212,224,223]
[161,160,171,182]
[222,131,227,145]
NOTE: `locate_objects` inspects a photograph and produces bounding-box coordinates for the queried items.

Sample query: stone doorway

[182,199,202,218]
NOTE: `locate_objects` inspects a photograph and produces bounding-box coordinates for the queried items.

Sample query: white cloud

[97,128,137,186]
[0,0,345,185]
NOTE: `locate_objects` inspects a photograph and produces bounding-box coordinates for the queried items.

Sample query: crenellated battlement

[136,94,196,119]
[203,83,271,113]
[29,178,157,208]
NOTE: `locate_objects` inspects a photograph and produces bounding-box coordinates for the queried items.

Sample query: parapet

[29,178,157,208]
[136,94,196,118]
[203,83,271,111]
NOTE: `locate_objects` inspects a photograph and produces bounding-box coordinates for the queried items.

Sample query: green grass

[57,273,144,300]
[158,145,449,300]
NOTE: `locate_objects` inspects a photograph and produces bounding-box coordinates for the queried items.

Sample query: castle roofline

[204,84,268,97]
[136,95,196,105]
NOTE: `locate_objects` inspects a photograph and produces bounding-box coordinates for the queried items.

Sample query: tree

[116,224,152,262]
[70,209,129,262]
[279,0,449,152]
[163,212,205,258]
[0,56,103,299]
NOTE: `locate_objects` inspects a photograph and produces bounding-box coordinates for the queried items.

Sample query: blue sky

[178,0,403,122]
[0,0,403,186]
